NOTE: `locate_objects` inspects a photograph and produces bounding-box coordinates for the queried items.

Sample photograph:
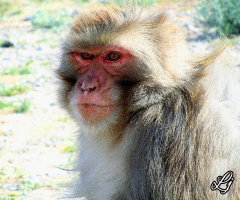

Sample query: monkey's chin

[77,104,115,124]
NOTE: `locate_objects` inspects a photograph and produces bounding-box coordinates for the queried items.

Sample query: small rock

[72,10,80,18]
[1,40,14,48]
[99,0,110,3]
[23,1,30,6]
[37,45,43,51]
[24,15,34,21]
[4,132,13,137]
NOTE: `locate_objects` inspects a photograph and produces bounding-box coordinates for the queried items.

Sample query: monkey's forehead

[67,5,174,49]
[71,5,159,32]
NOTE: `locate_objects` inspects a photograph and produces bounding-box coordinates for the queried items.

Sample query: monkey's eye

[81,52,95,60]
[106,52,121,61]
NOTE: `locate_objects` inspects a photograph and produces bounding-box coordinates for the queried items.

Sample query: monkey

[56,4,240,200]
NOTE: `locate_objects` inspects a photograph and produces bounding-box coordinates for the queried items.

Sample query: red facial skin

[70,46,132,123]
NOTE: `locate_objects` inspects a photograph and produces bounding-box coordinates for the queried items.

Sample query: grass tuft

[196,0,240,36]
[0,99,32,113]
[31,10,72,31]
[0,84,31,96]
[2,61,33,76]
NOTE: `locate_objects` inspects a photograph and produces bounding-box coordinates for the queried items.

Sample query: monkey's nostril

[80,81,96,92]
[89,86,96,92]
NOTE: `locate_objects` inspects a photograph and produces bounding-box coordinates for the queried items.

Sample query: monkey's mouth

[80,103,114,109]
[77,103,115,122]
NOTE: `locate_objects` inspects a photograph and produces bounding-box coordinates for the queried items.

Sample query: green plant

[0,195,16,200]
[2,61,33,75]
[13,167,24,179]
[0,0,11,17]
[62,144,77,153]
[0,84,31,96]
[13,99,32,113]
[196,0,240,36]
[0,99,32,113]
[57,116,69,122]
[31,10,72,31]
[22,180,41,191]
[0,99,13,109]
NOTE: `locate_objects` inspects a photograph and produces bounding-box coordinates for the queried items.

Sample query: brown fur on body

[57,4,240,200]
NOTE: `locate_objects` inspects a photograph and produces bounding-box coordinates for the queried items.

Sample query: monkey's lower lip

[79,103,114,108]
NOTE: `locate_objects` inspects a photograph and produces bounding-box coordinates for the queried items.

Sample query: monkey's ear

[192,43,227,80]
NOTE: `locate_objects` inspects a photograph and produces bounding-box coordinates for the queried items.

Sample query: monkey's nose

[81,81,97,92]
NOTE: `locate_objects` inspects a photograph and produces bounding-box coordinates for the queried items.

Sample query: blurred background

[0,0,239,199]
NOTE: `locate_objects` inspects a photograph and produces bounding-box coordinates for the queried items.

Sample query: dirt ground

[0,0,239,199]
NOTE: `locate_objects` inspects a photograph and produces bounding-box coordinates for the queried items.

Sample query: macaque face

[69,45,133,123]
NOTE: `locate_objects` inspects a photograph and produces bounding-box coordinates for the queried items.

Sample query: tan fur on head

[68,5,195,88]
